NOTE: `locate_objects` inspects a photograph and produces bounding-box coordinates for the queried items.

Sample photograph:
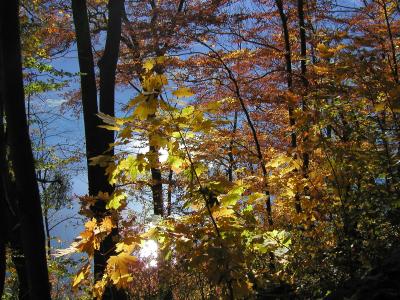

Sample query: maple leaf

[172,87,194,98]
[107,253,137,288]
[72,263,90,289]
[106,191,127,210]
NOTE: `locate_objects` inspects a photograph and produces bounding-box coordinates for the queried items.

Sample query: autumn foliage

[1,0,400,299]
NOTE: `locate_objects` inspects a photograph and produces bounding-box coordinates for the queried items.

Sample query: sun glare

[139,239,158,268]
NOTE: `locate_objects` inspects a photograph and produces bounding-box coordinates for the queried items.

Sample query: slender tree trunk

[44,206,51,257]
[0,1,51,299]
[71,0,104,199]
[150,144,164,216]
[381,0,399,83]
[167,169,173,216]
[297,0,310,199]
[275,0,302,213]
[227,111,238,182]
[0,29,6,300]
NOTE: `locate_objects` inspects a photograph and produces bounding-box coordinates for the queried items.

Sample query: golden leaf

[173,87,194,98]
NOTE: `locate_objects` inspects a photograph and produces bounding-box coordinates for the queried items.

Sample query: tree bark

[0,26,6,300]
[275,0,302,213]
[167,169,173,216]
[297,0,310,189]
[72,0,126,299]
[97,1,126,299]
[0,179,5,299]
[71,0,103,198]
[0,1,51,299]
[0,87,28,299]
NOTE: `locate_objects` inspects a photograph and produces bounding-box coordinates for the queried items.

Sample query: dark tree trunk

[0,182,5,299]
[44,206,51,257]
[0,80,28,299]
[275,0,302,213]
[150,145,164,216]
[71,0,104,197]
[0,1,51,299]
[297,0,310,193]
[72,1,126,299]
[97,1,126,299]
[227,111,238,182]
[167,169,173,216]
[0,29,6,299]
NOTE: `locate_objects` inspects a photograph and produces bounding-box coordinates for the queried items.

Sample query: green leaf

[107,191,127,210]
[181,105,195,116]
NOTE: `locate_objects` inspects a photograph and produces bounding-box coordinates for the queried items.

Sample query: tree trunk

[275,0,302,213]
[0,181,5,299]
[150,145,164,216]
[97,1,126,299]
[0,1,51,299]
[72,0,126,299]
[0,88,29,299]
[297,0,310,193]
[167,169,173,216]
[0,31,6,300]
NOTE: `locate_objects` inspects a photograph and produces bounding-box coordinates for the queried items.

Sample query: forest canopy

[1,0,400,299]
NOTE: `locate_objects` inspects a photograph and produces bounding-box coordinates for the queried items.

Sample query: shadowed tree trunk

[275,0,302,213]
[0,25,6,299]
[72,0,126,299]
[0,0,51,299]
[297,0,309,177]
[0,81,28,299]
[0,178,5,299]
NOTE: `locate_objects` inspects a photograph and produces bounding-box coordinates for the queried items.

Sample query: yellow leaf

[107,253,137,287]
[314,65,330,75]
[181,105,195,116]
[134,98,158,120]
[173,87,194,98]
[142,74,167,92]
[374,103,385,112]
[126,93,147,109]
[212,207,235,219]
[93,278,107,299]
[317,43,335,59]
[100,216,114,232]
[72,263,90,288]
[106,191,127,210]
[98,124,120,131]
[156,56,166,64]
[143,59,155,72]
[267,155,291,168]
[248,192,266,203]
[115,237,138,253]
[168,155,184,173]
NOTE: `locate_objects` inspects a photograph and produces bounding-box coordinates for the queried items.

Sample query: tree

[0,0,51,299]
[2,0,398,299]
[71,0,126,298]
